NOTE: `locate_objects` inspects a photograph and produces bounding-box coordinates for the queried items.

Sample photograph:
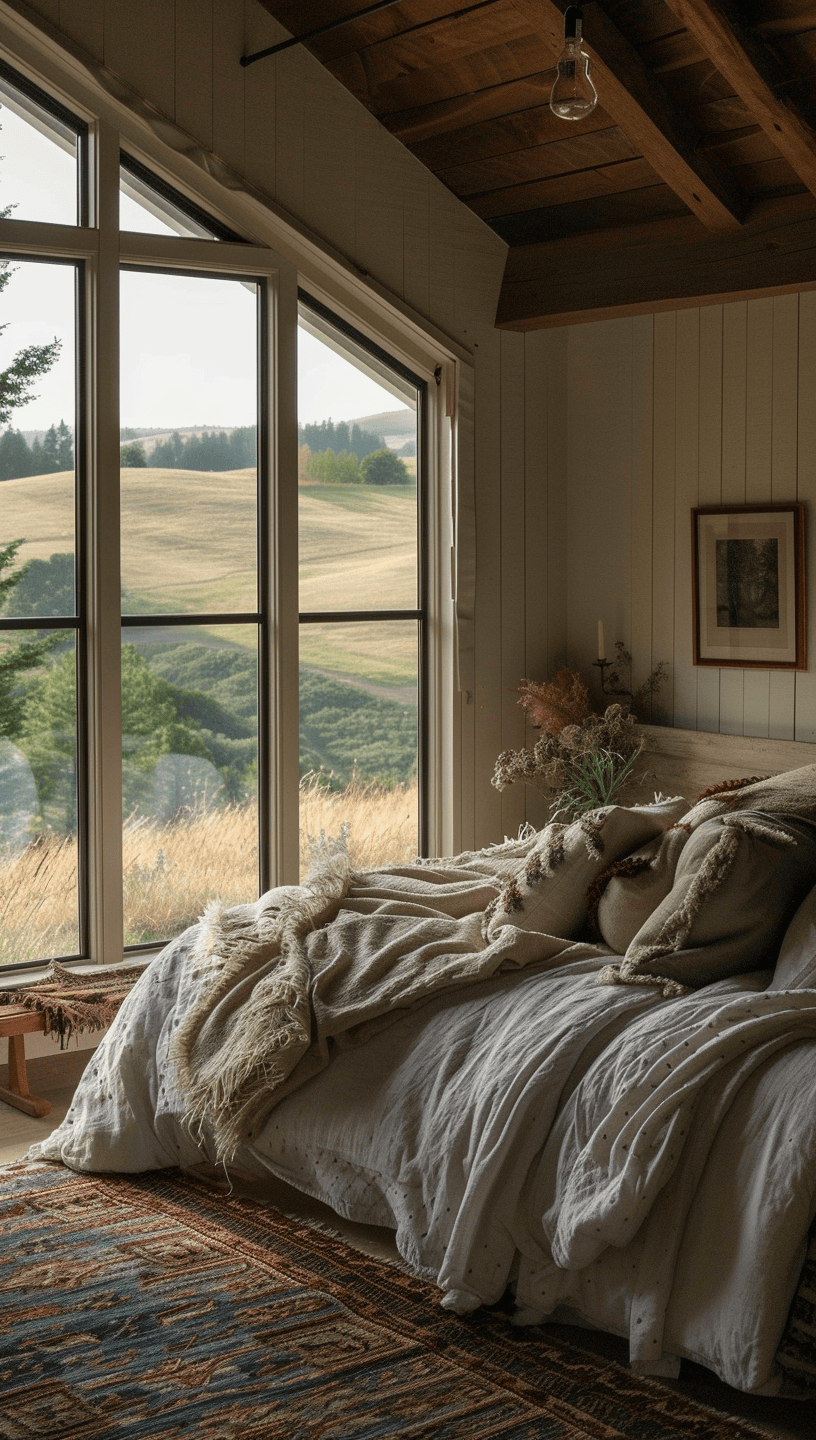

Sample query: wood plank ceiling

[255,0,816,329]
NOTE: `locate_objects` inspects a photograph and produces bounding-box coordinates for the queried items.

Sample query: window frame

[0,33,460,973]
[297,289,430,855]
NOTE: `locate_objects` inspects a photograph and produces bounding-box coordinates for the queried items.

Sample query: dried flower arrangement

[492,653,667,820]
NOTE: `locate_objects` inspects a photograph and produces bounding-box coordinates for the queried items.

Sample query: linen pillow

[682,763,816,830]
[594,824,692,955]
[599,812,816,996]
[483,795,689,944]
[767,883,816,991]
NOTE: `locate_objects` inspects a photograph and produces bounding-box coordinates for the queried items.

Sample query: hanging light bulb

[549,4,598,121]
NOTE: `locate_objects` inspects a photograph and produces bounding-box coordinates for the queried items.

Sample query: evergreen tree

[40,423,59,472]
[151,431,185,467]
[0,155,72,764]
[0,427,33,480]
[55,419,73,469]
[0,245,61,425]
[0,541,61,741]
[298,418,380,459]
[28,436,43,474]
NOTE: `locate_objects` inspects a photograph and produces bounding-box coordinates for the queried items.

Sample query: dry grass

[0,834,81,965]
[299,772,418,873]
[0,777,419,965]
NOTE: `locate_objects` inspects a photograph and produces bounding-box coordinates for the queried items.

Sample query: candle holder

[592,657,633,704]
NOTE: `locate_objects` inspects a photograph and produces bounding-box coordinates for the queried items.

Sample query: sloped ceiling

[255,1,816,329]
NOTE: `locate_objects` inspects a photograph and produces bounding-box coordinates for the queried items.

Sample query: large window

[0,57,440,974]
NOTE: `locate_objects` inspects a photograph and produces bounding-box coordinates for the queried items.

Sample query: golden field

[0,777,419,964]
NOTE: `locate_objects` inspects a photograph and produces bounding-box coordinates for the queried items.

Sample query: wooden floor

[1,1049,813,1439]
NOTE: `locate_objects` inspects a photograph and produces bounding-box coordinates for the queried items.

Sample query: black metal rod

[121,613,260,627]
[240,0,407,67]
[299,609,422,624]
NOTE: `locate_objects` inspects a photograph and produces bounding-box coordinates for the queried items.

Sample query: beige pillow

[682,764,816,830]
[599,812,816,996]
[768,883,816,991]
[484,796,689,943]
[595,825,691,955]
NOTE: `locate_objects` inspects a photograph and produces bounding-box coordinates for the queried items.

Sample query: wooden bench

[0,1006,52,1117]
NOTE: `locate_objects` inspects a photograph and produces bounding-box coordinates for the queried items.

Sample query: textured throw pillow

[594,824,692,955]
[599,812,816,996]
[682,763,816,830]
[768,884,816,991]
[484,796,689,943]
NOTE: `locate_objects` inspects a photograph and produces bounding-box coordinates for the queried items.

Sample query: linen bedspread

[29,853,816,1394]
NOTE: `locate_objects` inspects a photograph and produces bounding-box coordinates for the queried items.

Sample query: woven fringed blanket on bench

[0,961,146,1047]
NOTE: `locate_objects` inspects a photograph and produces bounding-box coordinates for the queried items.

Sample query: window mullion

[263,265,300,888]
[84,116,122,964]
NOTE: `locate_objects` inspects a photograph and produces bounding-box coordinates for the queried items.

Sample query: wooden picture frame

[691,503,806,670]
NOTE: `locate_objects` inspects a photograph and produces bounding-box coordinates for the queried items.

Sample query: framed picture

[691,503,807,669]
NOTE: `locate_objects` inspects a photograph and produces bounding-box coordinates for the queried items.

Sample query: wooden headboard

[630,726,816,806]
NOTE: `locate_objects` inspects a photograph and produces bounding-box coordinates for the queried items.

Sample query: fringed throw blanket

[171,837,591,1163]
[0,960,146,1046]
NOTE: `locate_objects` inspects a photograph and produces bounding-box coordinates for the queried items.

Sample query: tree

[0,427,33,480]
[21,643,215,829]
[5,552,74,621]
[0,234,61,426]
[55,419,73,470]
[0,163,66,743]
[298,418,381,459]
[307,447,362,484]
[40,423,59,472]
[120,441,147,467]
[361,447,411,485]
[0,541,61,742]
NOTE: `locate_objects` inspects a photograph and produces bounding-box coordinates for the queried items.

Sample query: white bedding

[29,871,816,1397]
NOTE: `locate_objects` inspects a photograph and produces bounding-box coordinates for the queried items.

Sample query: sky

[0,102,406,431]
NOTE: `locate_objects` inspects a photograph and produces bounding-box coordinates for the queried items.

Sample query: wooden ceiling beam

[496,195,816,329]
[661,0,816,199]
[509,0,746,230]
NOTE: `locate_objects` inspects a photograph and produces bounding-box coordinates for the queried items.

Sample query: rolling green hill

[1,467,419,787]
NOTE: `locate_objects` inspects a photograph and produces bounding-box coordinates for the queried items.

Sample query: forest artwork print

[716,537,780,629]
[692,504,806,670]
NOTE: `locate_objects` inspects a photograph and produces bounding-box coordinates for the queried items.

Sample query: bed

[28,757,816,1400]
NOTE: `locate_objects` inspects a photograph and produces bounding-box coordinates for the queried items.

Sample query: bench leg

[0,1033,52,1118]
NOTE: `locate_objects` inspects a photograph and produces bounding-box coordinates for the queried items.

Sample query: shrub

[361,448,410,485]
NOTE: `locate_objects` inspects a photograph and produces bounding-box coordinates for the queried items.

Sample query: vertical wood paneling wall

[13,0,559,849]
[552,296,816,753]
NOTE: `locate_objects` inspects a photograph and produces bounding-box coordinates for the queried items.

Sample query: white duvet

[29,879,816,1397]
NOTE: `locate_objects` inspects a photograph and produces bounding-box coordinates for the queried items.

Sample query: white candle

[597,620,605,662]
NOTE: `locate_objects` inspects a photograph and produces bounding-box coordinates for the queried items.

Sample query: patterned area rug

[0,1161,772,1440]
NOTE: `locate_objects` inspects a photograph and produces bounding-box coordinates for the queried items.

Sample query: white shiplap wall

[557,296,816,749]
